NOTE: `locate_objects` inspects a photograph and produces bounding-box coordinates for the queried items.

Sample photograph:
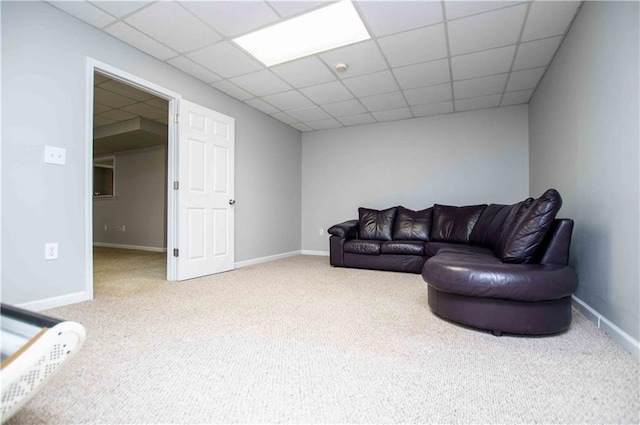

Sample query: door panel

[177,100,235,280]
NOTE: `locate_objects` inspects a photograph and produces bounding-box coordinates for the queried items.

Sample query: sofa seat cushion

[431,204,487,243]
[344,240,382,255]
[393,206,433,241]
[381,240,425,255]
[423,252,578,302]
[424,242,495,258]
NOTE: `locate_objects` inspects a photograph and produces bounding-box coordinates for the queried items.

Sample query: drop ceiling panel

[454,74,509,99]
[121,103,167,120]
[393,59,451,90]
[342,70,399,98]
[505,67,546,91]
[455,94,501,111]
[337,113,376,126]
[501,89,534,106]
[145,98,168,110]
[124,2,222,53]
[360,91,407,112]
[263,91,314,111]
[322,99,367,117]
[513,36,564,70]
[378,24,448,67]
[270,111,299,125]
[94,87,139,108]
[451,45,516,80]
[211,80,254,101]
[105,22,177,61]
[319,40,388,79]
[522,1,581,42]
[356,1,443,37]
[290,122,314,132]
[167,56,222,84]
[306,118,342,130]
[90,1,152,19]
[230,70,292,97]
[94,103,113,114]
[49,1,116,28]
[99,79,157,102]
[404,84,452,106]
[93,116,117,128]
[286,106,330,122]
[246,98,280,114]
[271,56,336,89]
[98,109,139,122]
[187,41,263,78]
[372,107,412,122]
[447,4,527,55]
[300,81,353,104]
[444,1,522,20]
[411,101,454,117]
[266,1,330,19]
[181,1,280,38]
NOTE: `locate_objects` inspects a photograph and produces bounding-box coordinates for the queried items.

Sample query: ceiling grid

[54,0,583,132]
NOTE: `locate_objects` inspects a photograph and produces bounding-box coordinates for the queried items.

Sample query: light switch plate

[44,145,66,165]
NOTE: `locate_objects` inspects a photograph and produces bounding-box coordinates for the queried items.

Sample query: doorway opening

[86,59,181,300]
[92,73,168,294]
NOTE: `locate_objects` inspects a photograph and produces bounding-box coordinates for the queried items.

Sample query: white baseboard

[301,250,329,256]
[17,291,92,313]
[572,295,639,360]
[235,251,301,269]
[93,242,167,253]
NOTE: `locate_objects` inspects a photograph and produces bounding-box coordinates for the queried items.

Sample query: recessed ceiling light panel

[233,1,370,67]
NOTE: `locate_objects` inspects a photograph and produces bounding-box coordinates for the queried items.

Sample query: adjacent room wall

[93,146,168,250]
[1,1,301,306]
[301,106,530,253]
[529,2,639,344]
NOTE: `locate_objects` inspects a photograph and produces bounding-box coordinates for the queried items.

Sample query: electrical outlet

[118,225,126,232]
[45,243,58,260]
[319,228,324,236]
[104,224,108,231]
[44,145,66,165]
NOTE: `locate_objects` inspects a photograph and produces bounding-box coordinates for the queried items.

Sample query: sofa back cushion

[431,204,487,243]
[499,189,563,263]
[469,200,532,251]
[393,206,433,241]
[358,207,397,241]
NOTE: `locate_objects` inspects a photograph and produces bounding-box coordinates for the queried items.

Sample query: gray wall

[301,106,530,252]
[1,1,301,305]
[529,2,639,340]
[93,147,167,250]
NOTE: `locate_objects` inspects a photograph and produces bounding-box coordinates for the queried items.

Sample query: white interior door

[177,100,235,281]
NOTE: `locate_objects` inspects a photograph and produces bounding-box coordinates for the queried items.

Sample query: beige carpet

[8,248,639,424]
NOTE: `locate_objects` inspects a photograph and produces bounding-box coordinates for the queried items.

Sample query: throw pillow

[431,204,487,243]
[358,207,398,241]
[500,189,563,263]
[393,206,433,241]
[470,199,533,252]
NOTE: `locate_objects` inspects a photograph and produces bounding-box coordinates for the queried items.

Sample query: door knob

[229,199,236,205]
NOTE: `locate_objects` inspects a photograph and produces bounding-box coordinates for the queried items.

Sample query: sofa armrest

[328,220,359,239]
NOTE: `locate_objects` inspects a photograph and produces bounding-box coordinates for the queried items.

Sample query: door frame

[85,58,181,299]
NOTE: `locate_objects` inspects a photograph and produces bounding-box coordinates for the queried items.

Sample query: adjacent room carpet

[8,248,639,424]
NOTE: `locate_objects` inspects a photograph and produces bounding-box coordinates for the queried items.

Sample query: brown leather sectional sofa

[328,189,579,335]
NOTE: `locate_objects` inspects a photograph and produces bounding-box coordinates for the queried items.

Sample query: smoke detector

[335,63,349,73]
